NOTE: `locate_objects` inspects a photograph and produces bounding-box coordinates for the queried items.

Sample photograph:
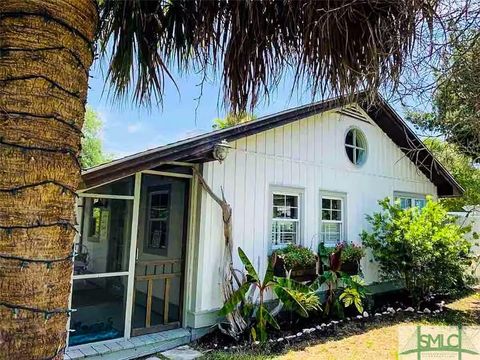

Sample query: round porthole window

[345,128,367,166]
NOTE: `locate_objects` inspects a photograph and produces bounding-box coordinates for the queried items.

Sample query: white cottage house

[66,95,462,359]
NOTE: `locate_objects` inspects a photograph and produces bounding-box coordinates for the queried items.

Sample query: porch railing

[133,259,183,335]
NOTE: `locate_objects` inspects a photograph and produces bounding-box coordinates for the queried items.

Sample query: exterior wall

[193,108,438,317]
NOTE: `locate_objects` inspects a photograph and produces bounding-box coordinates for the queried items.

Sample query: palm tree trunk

[0,1,97,358]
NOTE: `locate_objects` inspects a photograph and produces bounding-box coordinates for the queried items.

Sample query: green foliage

[81,107,113,169]
[340,275,368,313]
[315,244,368,316]
[423,139,480,212]
[361,197,473,304]
[407,32,480,158]
[219,247,320,342]
[212,112,256,129]
[272,244,317,270]
[318,241,365,265]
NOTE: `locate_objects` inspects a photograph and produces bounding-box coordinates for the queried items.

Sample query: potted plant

[318,241,365,275]
[340,242,365,275]
[272,244,317,282]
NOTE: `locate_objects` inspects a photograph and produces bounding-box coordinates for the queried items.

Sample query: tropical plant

[272,244,317,271]
[219,248,319,342]
[0,0,463,356]
[361,197,474,304]
[315,243,368,316]
[339,275,368,314]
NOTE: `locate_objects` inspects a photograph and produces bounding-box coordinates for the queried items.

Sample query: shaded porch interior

[69,166,191,346]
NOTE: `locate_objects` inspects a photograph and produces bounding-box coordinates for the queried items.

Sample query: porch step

[161,345,203,359]
[65,328,192,360]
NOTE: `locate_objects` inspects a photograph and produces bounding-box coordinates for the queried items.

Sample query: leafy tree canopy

[81,107,113,169]
[408,32,480,158]
[424,138,480,212]
[212,112,256,130]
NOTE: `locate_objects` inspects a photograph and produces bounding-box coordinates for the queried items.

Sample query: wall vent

[337,105,370,123]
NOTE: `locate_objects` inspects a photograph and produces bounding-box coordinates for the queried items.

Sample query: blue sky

[87,60,421,159]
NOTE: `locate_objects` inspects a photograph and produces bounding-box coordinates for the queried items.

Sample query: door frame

[126,170,194,338]
[68,166,197,347]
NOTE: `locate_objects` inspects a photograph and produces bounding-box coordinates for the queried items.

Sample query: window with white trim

[320,194,345,247]
[396,195,426,209]
[271,193,300,248]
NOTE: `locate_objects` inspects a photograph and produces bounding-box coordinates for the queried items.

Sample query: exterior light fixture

[213,140,231,162]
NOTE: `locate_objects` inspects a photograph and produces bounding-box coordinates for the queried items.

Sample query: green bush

[272,244,317,270]
[361,197,473,304]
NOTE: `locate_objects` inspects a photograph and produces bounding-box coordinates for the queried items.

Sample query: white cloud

[127,122,142,133]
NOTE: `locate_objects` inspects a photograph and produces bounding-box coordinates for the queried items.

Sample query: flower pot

[273,256,317,282]
[341,260,359,275]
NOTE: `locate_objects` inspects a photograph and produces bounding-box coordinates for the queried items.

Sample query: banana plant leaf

[263,255,275,285]
[218,281,252,316]
[238,247,259,283]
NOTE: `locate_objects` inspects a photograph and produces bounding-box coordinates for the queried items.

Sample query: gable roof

[82,94,463,197]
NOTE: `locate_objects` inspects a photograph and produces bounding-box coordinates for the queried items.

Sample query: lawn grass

[201,291,480,360]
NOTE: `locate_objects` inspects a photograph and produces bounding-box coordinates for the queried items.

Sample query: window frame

[144,184,171,256]
[319,191,347,247]
[269,186,304,251]
[394,191,427,209]
[344,127,368,166]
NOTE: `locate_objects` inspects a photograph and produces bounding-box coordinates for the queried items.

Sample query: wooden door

[131,174,188,336]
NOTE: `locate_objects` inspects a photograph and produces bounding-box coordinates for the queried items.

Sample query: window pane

[149,192,169,220]
[345,129,354,146]
[149,221,168,249]
[285,195,298,208]
[84,176,134,196]
[322,223,341,245]
[273,206,285,218]
[331,199,341,210]
[331,210,342,221]
[400,198,411,209]
[76,198,132,275]
[345,146,354,163]
[322,209,331,220]
[271,221,297,245]
[69,276,127,346]
[273,194,285,206]
[415,199,426,208]
[322,198,331,209]
[356,149,366,164]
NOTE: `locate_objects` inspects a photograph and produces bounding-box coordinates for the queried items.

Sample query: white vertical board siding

[196,109,438,311]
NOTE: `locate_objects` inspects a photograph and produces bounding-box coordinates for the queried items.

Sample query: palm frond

[99,0,438,111]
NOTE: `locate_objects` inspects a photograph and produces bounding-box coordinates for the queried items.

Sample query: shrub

[272,244,317,270]
[361,197,473,304]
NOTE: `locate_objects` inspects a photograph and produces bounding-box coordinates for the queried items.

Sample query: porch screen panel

[75,198,133,275]
[70,179,134,347]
